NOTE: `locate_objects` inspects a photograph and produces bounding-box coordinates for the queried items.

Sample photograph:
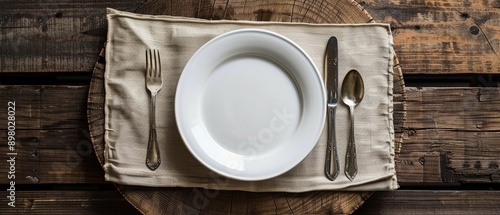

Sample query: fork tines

[146,49,161,78]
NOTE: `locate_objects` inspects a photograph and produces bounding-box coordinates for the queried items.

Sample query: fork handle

[146,91,161,171]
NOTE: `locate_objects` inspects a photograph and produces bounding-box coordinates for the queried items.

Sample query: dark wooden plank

[2,86,499,187]
[0,190,140,214]
[0,85,88,129]
[0,129,106,184]
[0,86,500,186]
[355,190,500,215]
[2,0,496,74]
[362,0,500,74]
[398,87,500,183]
[0,85,106,184]
[3,190,500,214]
[2,86,499,185]
[0,0,143,73]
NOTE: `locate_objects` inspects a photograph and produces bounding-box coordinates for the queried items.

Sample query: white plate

[175,29,326,181]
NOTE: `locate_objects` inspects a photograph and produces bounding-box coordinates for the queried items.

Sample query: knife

[324,36,340,181]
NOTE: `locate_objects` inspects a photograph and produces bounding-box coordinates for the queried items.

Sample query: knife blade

[324,36,340,181]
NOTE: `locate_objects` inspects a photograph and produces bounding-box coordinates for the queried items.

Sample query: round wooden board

[88,0,405,214]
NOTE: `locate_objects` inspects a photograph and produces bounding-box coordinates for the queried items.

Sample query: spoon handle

[345,105,357,181]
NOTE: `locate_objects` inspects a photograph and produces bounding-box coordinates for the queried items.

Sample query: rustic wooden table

[1,0,499,214]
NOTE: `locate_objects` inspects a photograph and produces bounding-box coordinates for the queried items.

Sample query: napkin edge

[106,7,392,29]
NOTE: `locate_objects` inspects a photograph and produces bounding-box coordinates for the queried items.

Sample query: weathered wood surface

[0,190,140,214]
[1,0,497,74]
[397,87,500,183]
[0,85,87,129]
[355,190,500,215]
[2,190,500,214]
[0,85,105,184]
[3,86,500,185]
[362,0,500,74]
[0,128,105,184]
[0,0,143,73]
[1,86,499,212]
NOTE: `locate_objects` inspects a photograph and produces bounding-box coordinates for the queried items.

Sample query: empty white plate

[175,29,325,181]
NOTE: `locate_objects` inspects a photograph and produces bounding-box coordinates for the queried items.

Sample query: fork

[145,49,163,171]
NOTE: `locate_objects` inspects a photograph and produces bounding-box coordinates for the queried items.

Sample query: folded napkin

[104,8,397,192]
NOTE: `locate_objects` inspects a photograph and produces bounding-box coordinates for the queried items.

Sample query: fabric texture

[104,8,398,192]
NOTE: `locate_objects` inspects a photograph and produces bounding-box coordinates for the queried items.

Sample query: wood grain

[0,190,140,215]
[3,86,499,186]
[0,85,88,129]
[0,85,105,184]
[397,87,500,183]
[2,190,500,214]
[355,190,500,215]
[0,128,105,184]
[1,0,497,74]
[0,0,142,73]
[360,0,500,74]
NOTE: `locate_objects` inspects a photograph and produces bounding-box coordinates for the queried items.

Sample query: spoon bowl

[341,70,364,106]
[341,69,364,181]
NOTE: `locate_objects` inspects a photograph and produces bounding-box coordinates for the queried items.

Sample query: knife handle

[325,104,340,181]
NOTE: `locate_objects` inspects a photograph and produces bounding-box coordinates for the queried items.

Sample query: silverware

[324,36,340,181]
[145,49,163,171]
[341,69,364,181]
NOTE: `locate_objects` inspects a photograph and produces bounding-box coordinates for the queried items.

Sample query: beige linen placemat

[104,8,397,192]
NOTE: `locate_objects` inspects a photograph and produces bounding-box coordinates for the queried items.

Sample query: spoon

[341,69,364,181]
